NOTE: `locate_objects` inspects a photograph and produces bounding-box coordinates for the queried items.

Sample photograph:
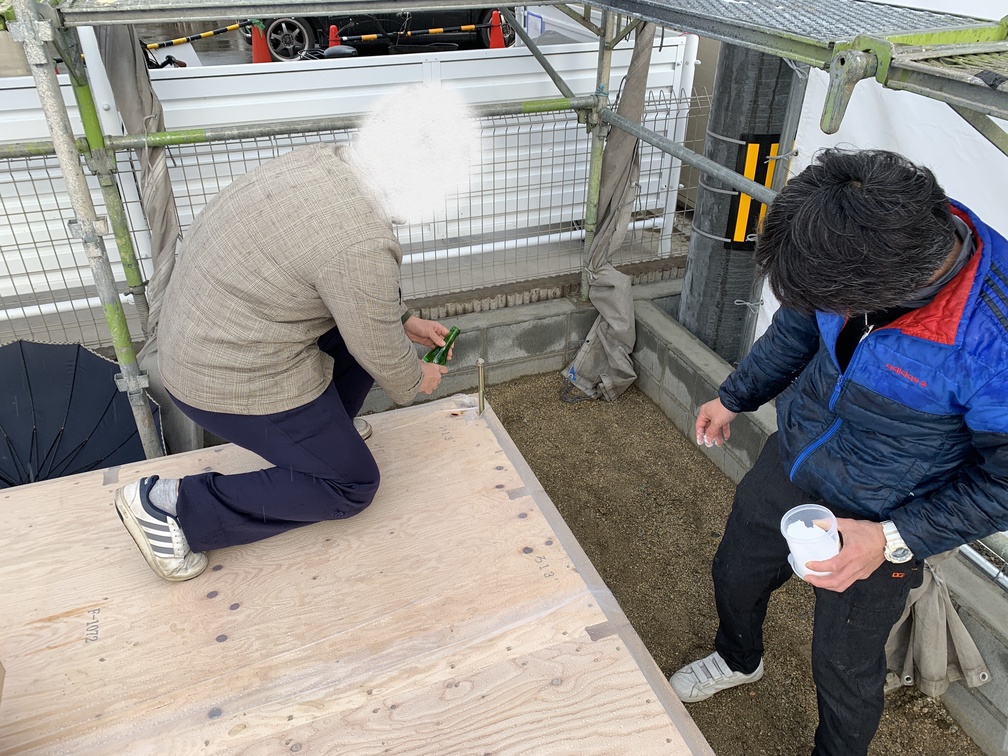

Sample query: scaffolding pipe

[9,0,163,460]
[0,96,600,159]
[108,97,599,151]
[581,10,615,300]
[960,544,1008,593]
[498,6,576,100]
[0,98,586,156]
[600,108,777,206]
[71,76,152,336]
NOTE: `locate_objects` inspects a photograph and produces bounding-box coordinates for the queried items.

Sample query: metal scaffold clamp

[67,216,109,239]
[821,43,881,134]
[7,8,53,65]
[115,370,150,396]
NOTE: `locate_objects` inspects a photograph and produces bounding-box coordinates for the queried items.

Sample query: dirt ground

[486,372,982,756]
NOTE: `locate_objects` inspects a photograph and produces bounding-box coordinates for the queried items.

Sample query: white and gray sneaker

[354,417,372,440]
[669,651,764,702]
[114,476,207,582]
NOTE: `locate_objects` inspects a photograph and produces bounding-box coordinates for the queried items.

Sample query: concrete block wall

[361,295,602,415]
[631,299,777,483]
[361,280,683,415]
[941,559,1008,755]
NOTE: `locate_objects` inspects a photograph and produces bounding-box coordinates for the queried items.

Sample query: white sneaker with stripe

[669,651,764,702]
[114,476,208,582]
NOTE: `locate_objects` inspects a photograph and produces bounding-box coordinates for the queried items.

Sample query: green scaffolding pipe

[71,79,148,315]
[0,140,59,158]
[580,11,615,301]
[1,97,599,158]
[99,97,599,152]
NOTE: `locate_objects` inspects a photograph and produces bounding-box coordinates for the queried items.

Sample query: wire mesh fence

[0,153,143,346]
[1,90,711,348]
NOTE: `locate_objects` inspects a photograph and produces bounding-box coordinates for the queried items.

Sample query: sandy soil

[487,372,982,756]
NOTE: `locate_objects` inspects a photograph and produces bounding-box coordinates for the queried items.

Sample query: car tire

[265,17,315,61]
[478,9,516,48]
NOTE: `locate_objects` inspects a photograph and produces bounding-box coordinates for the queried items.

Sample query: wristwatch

[881,520,914,563]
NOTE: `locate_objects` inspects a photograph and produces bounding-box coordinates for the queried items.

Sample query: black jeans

[712,433,923,756]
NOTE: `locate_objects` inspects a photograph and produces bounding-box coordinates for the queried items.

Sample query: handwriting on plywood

[84,608,100,643]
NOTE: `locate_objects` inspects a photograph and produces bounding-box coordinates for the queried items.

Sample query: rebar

[476,358,486,415]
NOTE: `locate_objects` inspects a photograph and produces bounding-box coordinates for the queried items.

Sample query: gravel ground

[487,371,982,756]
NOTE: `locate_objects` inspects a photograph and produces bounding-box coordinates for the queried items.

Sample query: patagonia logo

[886,364,927,387]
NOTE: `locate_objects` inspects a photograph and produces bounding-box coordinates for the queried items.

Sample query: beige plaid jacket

[158,144,421,414]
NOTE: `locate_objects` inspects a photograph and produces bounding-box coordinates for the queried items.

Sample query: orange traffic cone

[251,24,271,63]
[328,25,340,47]
[489,10,506,49]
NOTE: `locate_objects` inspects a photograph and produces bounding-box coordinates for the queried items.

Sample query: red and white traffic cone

[251,24,271,63]
[489,10,506,49]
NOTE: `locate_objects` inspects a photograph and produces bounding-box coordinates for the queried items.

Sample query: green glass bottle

[422,326,460,365]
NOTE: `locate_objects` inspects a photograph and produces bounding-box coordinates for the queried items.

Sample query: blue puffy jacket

[720,202,1008,559]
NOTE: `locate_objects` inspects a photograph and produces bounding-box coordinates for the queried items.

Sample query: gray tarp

[95,26,198,452]
[886,549,991,697]
[562,22,656,402]
[563,263,636,401]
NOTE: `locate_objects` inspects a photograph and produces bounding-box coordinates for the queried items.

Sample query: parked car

[244,9,516,62]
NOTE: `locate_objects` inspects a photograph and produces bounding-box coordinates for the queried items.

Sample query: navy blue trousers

[713,433,923,756]
[170,325,378,552]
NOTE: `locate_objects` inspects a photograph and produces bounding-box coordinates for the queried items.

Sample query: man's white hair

[349,83,478,224]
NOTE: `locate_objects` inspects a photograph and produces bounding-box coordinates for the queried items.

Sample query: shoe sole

[114,489,208,582]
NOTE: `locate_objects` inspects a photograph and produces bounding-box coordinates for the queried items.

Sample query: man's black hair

[754,148,957,314]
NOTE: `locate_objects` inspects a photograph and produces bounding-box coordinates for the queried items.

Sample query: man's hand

[418,360,447,395]
[695,398,737,447]
[803,518,887,593]
[404,316,451,356]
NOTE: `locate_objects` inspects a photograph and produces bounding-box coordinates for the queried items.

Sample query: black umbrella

[0,341,161,489]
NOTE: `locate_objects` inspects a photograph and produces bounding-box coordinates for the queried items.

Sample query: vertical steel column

[581,9,615,301]
[736,63,808,359]
[10,0,163,459]
[677,44,794,363]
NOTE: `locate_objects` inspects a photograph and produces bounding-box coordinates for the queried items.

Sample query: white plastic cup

[780,504,840,578]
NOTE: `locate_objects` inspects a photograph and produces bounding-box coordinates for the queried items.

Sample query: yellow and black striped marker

[339,23,486,44]
[725,133,780,250]
[145,22,250,51]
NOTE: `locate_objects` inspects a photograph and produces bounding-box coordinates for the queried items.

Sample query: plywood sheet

[0,396,710,754]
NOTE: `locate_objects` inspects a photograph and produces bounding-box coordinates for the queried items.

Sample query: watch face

[889,547,913,563]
